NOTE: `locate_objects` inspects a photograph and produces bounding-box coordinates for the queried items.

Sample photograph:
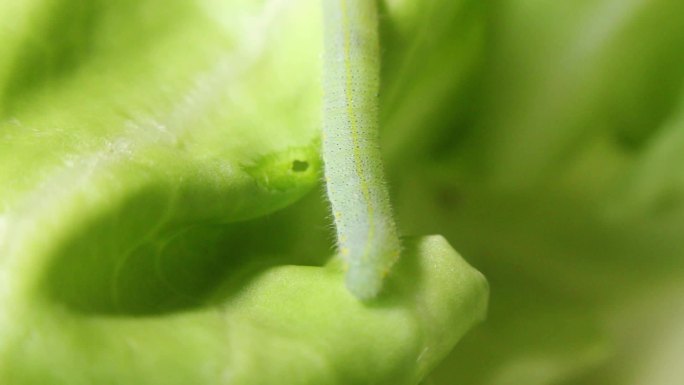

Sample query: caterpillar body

[322,0,401,300]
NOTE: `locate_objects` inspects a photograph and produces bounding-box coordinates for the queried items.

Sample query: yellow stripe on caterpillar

[321,0,401,300]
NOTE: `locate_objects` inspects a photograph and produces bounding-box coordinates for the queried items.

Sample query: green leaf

[1,234,487,385]
[1,0,324,349]
[0,1,488,384]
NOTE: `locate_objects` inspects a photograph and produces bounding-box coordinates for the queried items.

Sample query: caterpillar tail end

[345,265,383,300]
[344,249,398,300]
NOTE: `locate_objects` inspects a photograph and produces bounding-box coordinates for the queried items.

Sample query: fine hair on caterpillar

[321,0,401,300]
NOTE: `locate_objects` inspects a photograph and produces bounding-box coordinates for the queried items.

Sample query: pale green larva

[322,0,401,299]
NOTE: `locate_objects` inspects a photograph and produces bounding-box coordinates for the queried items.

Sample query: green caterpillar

[322,0,401,300]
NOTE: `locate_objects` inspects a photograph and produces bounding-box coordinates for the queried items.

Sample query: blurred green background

[378,0,684,383]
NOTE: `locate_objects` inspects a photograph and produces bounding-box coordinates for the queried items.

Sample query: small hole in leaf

[291,160,309,172]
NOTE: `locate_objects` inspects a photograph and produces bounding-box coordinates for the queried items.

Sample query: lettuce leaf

[0,1,488,384]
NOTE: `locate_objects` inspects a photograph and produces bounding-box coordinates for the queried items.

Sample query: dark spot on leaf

[437,187,462,210]
[292,160,309,172]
